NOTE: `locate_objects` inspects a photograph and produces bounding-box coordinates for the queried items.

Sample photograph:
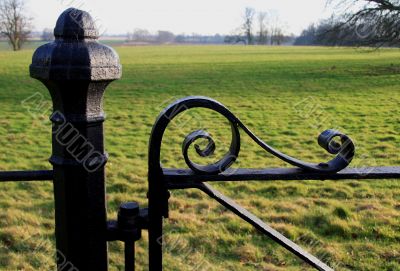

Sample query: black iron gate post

[30,8,121,270]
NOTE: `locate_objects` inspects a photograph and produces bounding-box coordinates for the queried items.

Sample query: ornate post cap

[30,8,121,81]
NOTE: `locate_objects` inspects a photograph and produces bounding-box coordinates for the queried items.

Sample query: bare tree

[157,30,175,44]
[269,12,286,45]
[224,27,247,44]
[328,0,400,46]
[242,7,255,45]
[0,0,32,51]
[257,11,268,45]
[271,28,285,45]
[126,28,153,43]
[132,28,151,42]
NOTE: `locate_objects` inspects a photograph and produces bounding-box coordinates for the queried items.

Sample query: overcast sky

[28,0,334,36]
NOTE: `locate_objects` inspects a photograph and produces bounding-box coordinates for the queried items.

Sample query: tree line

[224,7,294,45]
[296,0,400,47]
[294,17,369,46]
[125,8,294,45]
[1,0,399,50]
[125,29,225,44]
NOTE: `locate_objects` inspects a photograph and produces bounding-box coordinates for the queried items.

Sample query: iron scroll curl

[149,96,355,175]
[146,96,357,270]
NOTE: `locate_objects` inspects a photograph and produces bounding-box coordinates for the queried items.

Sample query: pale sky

[27,0,334,36]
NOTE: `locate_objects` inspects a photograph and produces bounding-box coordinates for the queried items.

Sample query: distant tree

[132,28,151,42]
[41,28,54,41]
[328,0,400,46]
[226,8,290,45]
[242,7,255,45]
[127,28,152,43]
[271,28,285,45]
[157,30,174,44]
[126,32,132,41]
[0,0,32,51]
[257,11,269,45]
[175,34,185,43]
[224,27,246,44]
[213,34,224,44]
[314,18,345,45]
[294,17,368,46]
[269,13,286,45]
[294,24,317,45]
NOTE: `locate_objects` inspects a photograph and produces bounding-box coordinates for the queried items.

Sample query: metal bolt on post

[118,202,141,271]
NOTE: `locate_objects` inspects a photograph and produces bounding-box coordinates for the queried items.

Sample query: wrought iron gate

[0,8,399,271]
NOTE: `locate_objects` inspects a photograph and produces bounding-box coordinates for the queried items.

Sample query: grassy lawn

[0,45,399,270]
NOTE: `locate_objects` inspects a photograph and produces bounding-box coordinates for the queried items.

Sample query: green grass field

[0,45,399,270]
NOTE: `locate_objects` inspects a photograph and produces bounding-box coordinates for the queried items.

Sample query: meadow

[0,45,399,270]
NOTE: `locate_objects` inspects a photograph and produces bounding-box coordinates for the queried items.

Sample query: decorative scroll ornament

[150,96,355,175]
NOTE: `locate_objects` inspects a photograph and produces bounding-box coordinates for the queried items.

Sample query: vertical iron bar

[125,241,135,271]
[148,171,165,271]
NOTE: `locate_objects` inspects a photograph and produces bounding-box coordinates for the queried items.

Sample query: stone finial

[30,8,121,81]
[54,8,99,39]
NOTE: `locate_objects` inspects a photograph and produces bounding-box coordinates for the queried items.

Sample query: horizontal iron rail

[0,170,53,182]
[164,166,400,184]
